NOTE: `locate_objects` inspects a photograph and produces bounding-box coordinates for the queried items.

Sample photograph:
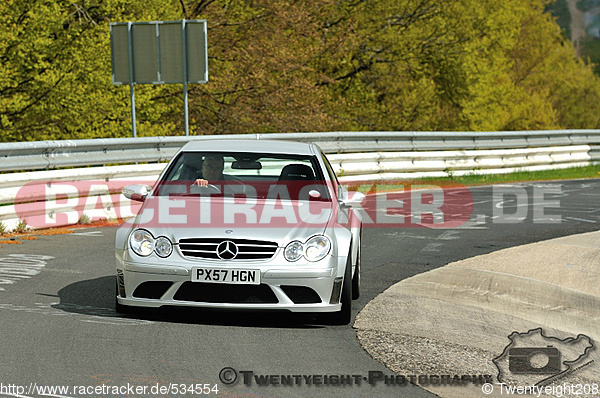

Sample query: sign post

[110,20,208,137]
[126,22,136,137]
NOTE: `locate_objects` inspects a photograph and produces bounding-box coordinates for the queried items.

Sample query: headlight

[129,229,154,257]
[304,235,331,262]
[284,236,331,262]
[284,241,304,262]
[154,236,173,258]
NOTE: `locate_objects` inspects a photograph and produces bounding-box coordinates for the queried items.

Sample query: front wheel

[115,300,135,314]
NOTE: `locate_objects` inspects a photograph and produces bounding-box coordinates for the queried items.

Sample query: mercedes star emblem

[216,240,238,260]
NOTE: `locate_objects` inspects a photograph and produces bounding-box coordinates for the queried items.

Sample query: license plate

[191,267,260,285]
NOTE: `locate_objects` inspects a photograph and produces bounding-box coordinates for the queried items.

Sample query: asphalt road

[0,179,598,398]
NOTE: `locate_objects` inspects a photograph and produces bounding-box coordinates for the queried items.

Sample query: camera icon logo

[508,346,561,374]
[493,328,595,387]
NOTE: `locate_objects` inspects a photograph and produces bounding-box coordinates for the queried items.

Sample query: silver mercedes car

[115,140,364,324]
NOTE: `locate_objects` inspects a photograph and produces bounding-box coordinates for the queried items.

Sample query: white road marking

[68,230,103,237]
[437,230,461,240]
[422,243,443,252]
[494,200,530,209]
[0,302,154,325]
[0,255,54,292]
[564,216,597,223]
[383,232,426,239]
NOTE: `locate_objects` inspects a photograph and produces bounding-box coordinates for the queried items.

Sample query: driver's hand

[194,178,209,187]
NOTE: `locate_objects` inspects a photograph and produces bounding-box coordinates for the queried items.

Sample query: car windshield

[155,151,332,201]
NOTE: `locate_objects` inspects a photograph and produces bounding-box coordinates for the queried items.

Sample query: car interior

[156,152,331,200]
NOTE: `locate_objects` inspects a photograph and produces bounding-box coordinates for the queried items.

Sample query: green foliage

[1,0,600,140]
[78,213,91,224]
[317,0,600,131]
[182,1,344,134]
[0,0,181,140]
[415,163,600,185]
[581,37,600,75]
[14,219,28,233]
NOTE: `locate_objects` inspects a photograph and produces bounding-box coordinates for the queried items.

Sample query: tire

[115,300,135,314]
[352,234,361,300]
[324,255,353,325]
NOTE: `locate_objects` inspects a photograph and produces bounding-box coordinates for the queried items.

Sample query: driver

[194,155,224,187]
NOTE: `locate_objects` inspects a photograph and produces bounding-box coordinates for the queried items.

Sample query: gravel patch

[356,329,497,377]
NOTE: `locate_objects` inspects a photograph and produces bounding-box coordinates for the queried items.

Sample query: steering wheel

[190,183,221,194]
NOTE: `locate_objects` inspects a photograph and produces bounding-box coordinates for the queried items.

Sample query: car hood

[130,196,335,246]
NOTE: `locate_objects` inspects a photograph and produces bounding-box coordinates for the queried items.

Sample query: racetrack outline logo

[493,328,595,386]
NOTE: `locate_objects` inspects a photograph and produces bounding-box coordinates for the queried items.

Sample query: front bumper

[117,261,342,313]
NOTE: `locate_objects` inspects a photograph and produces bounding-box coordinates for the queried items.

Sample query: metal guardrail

[0,130,598,231]
[1,130,599,171]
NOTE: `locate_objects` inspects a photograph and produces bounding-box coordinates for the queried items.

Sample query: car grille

[178,238,278,260]
[174,282,279,304]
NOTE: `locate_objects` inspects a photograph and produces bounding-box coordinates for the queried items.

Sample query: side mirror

[122,184,151,202]
[340,191,366,208]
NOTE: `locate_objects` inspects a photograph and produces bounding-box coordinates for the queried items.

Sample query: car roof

[180,139,318,156]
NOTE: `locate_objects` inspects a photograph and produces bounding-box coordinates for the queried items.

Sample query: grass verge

[349,164,600,193]
[423,164,600,185]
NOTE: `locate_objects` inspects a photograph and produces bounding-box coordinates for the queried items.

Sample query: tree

[177,0,344,135]
[1,0,600,142]
[0,0,181,141]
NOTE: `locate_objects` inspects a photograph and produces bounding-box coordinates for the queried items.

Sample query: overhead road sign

[110,20,208,136]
